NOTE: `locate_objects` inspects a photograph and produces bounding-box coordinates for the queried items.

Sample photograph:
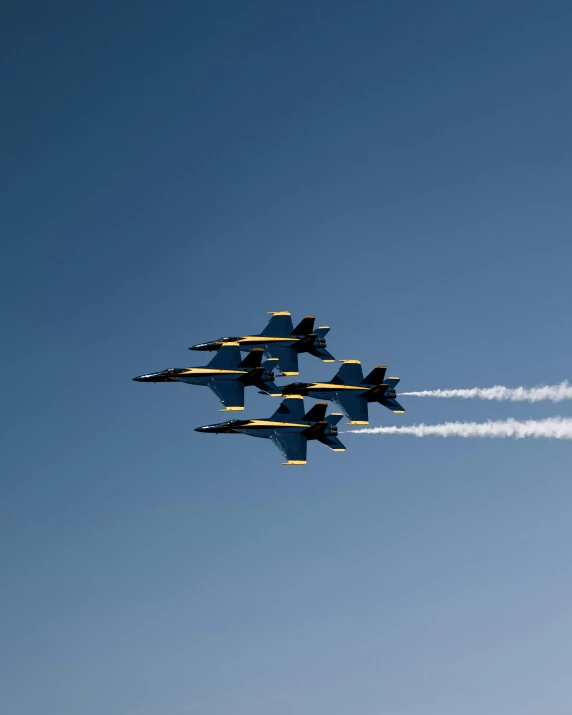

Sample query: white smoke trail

[400,380,572,403]
[346,417,572,440]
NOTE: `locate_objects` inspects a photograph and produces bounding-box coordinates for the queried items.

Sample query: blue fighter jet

[133,345,280,412]
[280,360,405,425]
[189,311,334,376]
[195,397,346,465]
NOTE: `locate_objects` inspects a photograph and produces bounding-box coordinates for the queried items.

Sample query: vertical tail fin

[237,348,264,369]
[291,316,315,335]
[362,366,387,385]
[303,402,328,423]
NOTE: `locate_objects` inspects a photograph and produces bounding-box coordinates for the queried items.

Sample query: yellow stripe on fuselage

[179,368,245,376]
[307,383,366,391]
[240,420,308,428]
[232,336,297,344]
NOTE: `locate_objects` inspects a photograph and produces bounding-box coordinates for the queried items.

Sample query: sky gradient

[2,2,572,714]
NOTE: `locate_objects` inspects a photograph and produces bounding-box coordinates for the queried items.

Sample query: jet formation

[134,311,405,465]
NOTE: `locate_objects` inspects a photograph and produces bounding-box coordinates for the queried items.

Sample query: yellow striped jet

[280,360,405,425]
[195,397,345,465]
[133,345,280,412]
[189,311,334,376]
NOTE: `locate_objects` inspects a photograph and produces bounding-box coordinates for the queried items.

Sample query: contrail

[400,380,572,403]
[346,417,572,440]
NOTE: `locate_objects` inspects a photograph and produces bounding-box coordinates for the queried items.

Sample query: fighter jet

[195,397,346,465]
[133,344,280,412]
[279,360,405,425]
[189,311,334,376]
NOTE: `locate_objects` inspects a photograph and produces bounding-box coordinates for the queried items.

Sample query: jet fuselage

[196,418,339,440]
[282,381,397,401]
[133,366,267,387]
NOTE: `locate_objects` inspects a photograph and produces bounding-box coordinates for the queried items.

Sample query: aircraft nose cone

[189,342,213,351]
[133,372,169,382]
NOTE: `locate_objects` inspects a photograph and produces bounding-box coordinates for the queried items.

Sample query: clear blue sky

[2,2,572,714]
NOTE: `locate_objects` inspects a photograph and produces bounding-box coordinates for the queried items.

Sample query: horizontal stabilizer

[315,326,330,338]
[325,412,343,426]
[238,348,264,369]
[292,316,315,335]
[362,366,387,385]
[386,377,400,390]
[303,402,328,423]
[311,347,335,362]
[382,397,405,414]
[320,435,346,451]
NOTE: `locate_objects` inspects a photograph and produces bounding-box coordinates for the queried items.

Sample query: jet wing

[208,379,245,411]
[270,397,306,422]
[332,360,364,385]
[261,312,294,337]
[264,346,299,376]
[206,343,242,369]
[332,392,369,424]
[270,433,308,465]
